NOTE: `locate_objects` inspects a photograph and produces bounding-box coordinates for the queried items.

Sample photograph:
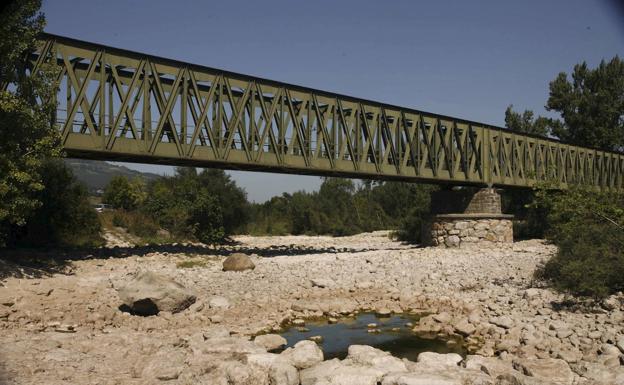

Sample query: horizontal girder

[11,33,624,190]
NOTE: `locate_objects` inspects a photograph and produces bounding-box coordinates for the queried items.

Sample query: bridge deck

[12,33,624,189]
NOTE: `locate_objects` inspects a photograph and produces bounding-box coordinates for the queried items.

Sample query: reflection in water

[279,313,466,361]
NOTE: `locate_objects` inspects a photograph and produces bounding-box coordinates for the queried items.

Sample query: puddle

[279,313,466,361]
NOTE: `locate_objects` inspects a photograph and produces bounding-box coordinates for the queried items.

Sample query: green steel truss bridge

[13,34,624,190]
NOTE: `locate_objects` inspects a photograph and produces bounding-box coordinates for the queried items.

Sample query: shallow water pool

[279,312,466,361]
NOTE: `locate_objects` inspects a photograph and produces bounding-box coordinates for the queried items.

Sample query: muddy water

[279,313,466,361]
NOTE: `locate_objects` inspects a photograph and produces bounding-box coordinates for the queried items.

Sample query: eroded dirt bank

[1,232,623,384]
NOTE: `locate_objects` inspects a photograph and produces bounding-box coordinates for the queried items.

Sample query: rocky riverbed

[1,231,623,384]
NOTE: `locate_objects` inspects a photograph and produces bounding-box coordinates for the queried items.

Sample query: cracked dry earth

[1,231,624,385]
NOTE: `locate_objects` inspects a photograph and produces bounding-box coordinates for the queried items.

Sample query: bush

[105,210,160,239]
[188,193,224,244]
[103,175,146,210]
[140,167,247,243]
[534,187,624,298]
[393,184,436,243]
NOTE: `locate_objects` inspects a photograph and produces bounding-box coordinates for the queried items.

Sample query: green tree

[103,176,146,210]
[504,105,552,136]
[8,159,101,247]
[0,1,60,245]
[547,56,624,151]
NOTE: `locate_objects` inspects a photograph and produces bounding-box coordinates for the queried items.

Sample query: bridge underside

[11,33,624,190]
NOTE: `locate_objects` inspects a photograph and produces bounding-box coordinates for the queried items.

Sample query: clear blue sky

[41,0,623,202]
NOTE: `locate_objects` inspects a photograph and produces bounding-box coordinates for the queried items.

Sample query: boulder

[381,372,462,385]
[209,296,231,310]
[464,355,518,378]
[617,336,624,353]
[199,336,266,355]
[299,358,383,385]
[140,347,187,381]
[453,318,476,336]
[601,295,620,311]
[512,358,575,385]
[223,253,255,271]
[489,315,514,329]
[416,352,462,369]
[345,345,407,373]
[246,353,299,385]
[280,340,324,369]
[117,271,196,315]
[599,343,620,356]
[300,359,343,385]
[254,334,288,351]
[445,235,460,248]
[219,360,271,385]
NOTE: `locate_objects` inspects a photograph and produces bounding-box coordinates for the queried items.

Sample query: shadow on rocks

[0,355,9,385]
[0,242,377,280]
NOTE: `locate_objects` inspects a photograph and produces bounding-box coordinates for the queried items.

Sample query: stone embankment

[1,232,623,384]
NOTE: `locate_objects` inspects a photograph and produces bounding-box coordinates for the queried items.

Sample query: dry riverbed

[1,231,623,384]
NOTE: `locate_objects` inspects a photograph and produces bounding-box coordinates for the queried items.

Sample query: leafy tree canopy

[506,56,624,152]
[504,105,553,137]
[0,0,60,245]
[547,56,624,151]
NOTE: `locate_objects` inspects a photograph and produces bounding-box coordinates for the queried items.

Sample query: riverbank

[1,231,623,384]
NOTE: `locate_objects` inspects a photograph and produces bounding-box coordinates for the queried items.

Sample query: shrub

[103,176,146,210]
[188,192,224,244]
[111,211,127,228]
[140,167,247,243]
[102,210,161,240]
[534,186,624,298]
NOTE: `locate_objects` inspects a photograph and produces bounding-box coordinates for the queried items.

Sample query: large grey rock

[199,336,266,355]
[599,343,620,356]
[453,318,476,336]
[209,296,231,310]
[602,295,620,311]
[254,334,287,351]
[219,360,270,385]
[299,359,343,385]
[381,372,462,385]
[464,355,537,384]
[299,358,383,385]
[489,315,514,329]
[345,345,407,373]
[280,340,324,369]
[416,352,462,369]
[246,353,299,385]
[617,336,624,353]
[445,235,460,248]
[140,347,187,381]
[512,358,575,385]
[117,271,196,315]
[223,253,255,271]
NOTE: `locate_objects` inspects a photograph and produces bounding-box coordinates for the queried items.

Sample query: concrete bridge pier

[424,187,514,248]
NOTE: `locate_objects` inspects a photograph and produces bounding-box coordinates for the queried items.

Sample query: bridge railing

[8,33,624,190]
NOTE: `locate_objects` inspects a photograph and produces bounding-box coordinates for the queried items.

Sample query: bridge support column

[424,187,513,248]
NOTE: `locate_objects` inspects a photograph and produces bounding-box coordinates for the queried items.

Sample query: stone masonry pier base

[425,188,514,248]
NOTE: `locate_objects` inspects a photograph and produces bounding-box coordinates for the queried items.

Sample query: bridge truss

[10,33,624,190]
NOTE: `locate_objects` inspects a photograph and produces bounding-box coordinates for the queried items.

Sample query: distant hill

[64,158,162,193]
